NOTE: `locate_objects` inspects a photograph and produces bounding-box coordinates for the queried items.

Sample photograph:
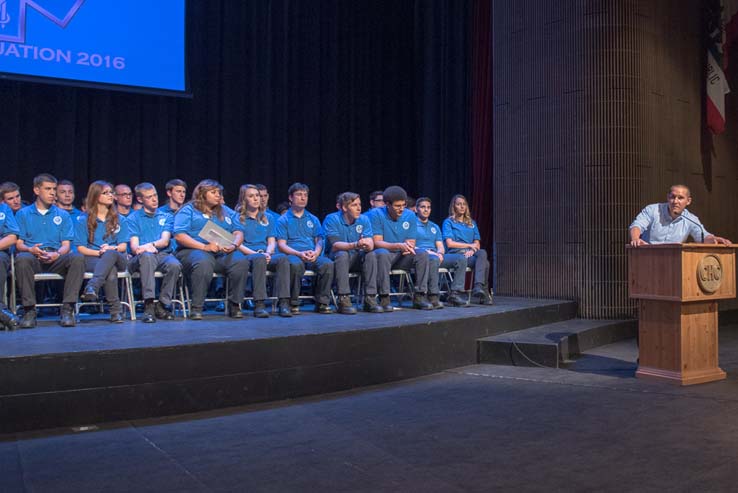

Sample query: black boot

[227,301,243,318]
[253,300,269,318]
[81,284,98,302]
[412,293,433,310]
[0,305,19,330]
[154,302,175,320]
[337,295,357,315]
[19,308,37,329]
[472,285,493,305]
[59,303,76,327]
[277,299,292,318]
[428,294,444,309]
[363,295,383,313]
[446,291,469,307]
[142,299,156,323]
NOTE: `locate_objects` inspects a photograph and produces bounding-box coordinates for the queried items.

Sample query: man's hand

[301,250,318,263]
[400,242,415,256]
[204,242,220,253]
[629,238,648,247]
[707,235,732,246]
[357,238,372,251]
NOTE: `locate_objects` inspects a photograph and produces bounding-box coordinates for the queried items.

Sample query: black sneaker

[142,300,156,323]
[379,295,394,313]
[253,301,270,318]
[19,308,37,329]
[277,299,292,318]
[59,304,76,327]
[363,295,383,313]
[80,285,98,303]
[472,287,493,305]
[428,294,444,309]
[337,295,357,315]
[446,291,469,307]
[227,301,243,318]
[315,303,334,314]
[154,302,175,320]
[412,293,433,310]
[0,306,20,330]
[290,304,300,315]
[190,308,204,320]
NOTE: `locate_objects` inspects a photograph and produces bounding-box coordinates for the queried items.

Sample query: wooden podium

[627,244,736,385]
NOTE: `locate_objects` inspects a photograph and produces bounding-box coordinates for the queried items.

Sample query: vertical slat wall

[493,0,738,318]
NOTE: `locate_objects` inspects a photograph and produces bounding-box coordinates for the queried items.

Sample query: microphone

[677,212,705,243]
[0,0,10,29]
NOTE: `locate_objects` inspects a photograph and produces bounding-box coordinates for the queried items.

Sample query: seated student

[0,201,20,330]
[15,174,86,328]
[324,191,384,314]
[173,179,250,320]
[255,184,281,224]
[275,182,334,314]
[75,181,130,323]
[159,179,188,215]
[114,184,134,218]
[415,197,468,308]
[55,180,83,219]
[234,184,292,318]
[127,182,181,323]
[275,201,290,215]
[0,182,24,214]
[369,191,385,209]
[442,194,492,304]
[367,185,432,311]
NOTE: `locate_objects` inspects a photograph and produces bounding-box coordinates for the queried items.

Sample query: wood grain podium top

[627,243,736,302]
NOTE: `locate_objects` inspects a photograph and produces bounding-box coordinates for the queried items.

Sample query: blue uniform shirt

[60,206,82,220]
[275,209,323,252]
[629,203,710,243]
[172,203,238,246]
[442,217,481,247]
[73,214,130,251]
[158,203,180,216]
[16,204,74,251]
[368,207,417,243]
[127,208,174,253]
[0,203,20,241]
[323,211,373,256]
[234,210,274,252]
[415,218,442,251]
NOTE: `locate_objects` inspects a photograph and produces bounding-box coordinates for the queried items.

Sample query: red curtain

[470,0,493,278]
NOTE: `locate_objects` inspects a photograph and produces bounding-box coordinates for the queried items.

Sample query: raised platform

[0,297,577,433]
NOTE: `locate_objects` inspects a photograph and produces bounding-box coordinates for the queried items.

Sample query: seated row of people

[0,175,492,329]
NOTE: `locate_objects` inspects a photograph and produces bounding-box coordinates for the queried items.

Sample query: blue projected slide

[0,0,186,94]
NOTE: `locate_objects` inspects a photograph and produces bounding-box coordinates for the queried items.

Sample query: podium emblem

[697,254,723,294]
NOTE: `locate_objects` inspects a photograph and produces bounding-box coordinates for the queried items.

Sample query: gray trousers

[15,251,86,307]
[266,253,290,300]
[376,249,430,295]
[176,248,250,310]
[331,250,378,296]
[466,249,490,288]
[242,253,268,301]
[0,251,9,306]
[428,252,467,294]
[85,251,128,315]
[127,252,182,305]
[285,255,334,305]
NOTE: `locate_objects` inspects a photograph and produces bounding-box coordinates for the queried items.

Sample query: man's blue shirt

[0,203,20,241]
[415,218,442,251]
[323,211,373,256]
[630,203,709,244]
[368,207,416,243]
[127,208,174,253]
[16,204,74,251]
[275,209,323,252]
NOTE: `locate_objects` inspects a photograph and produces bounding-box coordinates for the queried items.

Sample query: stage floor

[0,296,565,358]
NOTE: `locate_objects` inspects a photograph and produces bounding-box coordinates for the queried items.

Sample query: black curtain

[0,0,472,223]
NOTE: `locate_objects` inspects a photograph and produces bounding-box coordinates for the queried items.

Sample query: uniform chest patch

[53,216,62,226]
[159,218,166,226]
[402,221,410,230]
[114,225,121,234]
[225,217,232,225]
[356,224,363,234]
[307,220,314,229]
[431,227,437,234]
[0,213,5,221]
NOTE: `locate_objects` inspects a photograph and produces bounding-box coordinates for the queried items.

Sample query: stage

[0,297,578,433]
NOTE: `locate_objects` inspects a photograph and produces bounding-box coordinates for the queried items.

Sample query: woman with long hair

[234,184,292,318]
[74,181,130,323]
[442,194,492,304]
[173,179,249,320]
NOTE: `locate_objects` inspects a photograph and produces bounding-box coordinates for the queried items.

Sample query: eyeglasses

[101,190,114,196]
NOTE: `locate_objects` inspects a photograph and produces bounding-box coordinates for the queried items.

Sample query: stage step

[477,319,637,368]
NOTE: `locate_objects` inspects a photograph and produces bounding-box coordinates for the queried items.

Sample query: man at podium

[629,184,731,247]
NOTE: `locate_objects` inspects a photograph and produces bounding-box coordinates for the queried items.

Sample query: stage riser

[0,301,577,433]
